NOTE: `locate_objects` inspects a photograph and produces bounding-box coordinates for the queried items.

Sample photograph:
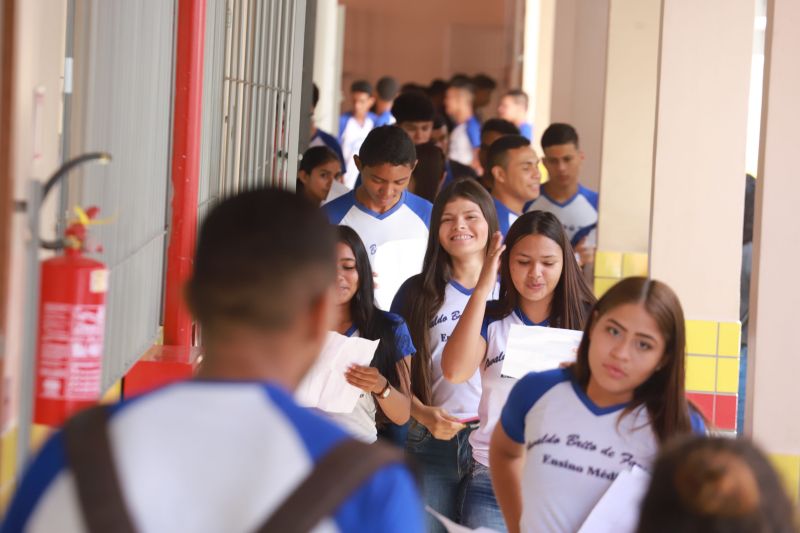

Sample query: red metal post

[163,0,206,346]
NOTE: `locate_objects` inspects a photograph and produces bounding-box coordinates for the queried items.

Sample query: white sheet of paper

[295,331,379,413]
[371,238,427,310]
[501,324,584,379]
[426,506,500,533]
[577,466,651,533]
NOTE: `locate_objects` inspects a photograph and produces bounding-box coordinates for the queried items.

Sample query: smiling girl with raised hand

[390,179,499,531]
[490,277,706,533]
[441,210,596,531]
[325,226,413,443]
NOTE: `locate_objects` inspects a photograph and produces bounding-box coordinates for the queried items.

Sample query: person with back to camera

[441,210,596,531]
[490,277,707,533]
[2,188,423,533]
[636,435,799,533]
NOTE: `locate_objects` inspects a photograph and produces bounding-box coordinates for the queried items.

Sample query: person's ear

[298,170,309,185]
[307,285,336,344]
[491,164,505,185]
[368,95,376,107]
[410,159,419,173]
[354,155,363,173]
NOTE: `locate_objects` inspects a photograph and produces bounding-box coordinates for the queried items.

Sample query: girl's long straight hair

[336,226,407,418]
[395,180,499,406]
[491,210,596,330]
[572,277,695,443]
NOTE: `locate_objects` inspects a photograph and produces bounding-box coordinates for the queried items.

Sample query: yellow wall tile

[686,320,718,355]
[101,381,122,404]
[716,357,740,393]
[622,252,649,277]
[0,427,17,487]
[594,277,618,298]
[685,356,717,392]
[718,322,742,357]
[595,251,623,278]
[770,454,800,503]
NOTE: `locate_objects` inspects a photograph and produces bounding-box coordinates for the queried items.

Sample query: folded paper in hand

[295,331,379,413]
[577,466,651,533]
[371,238,427,310]
[501,324,584,379]
[426,506,500,533]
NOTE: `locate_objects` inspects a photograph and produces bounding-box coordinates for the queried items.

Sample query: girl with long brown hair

[391,179,499,532]
[490,277,706,533]
[441,210,596,531]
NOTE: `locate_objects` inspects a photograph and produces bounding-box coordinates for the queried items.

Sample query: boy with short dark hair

[339,80,378,188]
[487,135,542,236]
[444,78,481,171]
[373,76,400,127]
[472,73,497,119]
[497,89,533,140]
[525,123,598,267]
[324,126,432,307]
[392,91,436,144]
[4,189,424,532]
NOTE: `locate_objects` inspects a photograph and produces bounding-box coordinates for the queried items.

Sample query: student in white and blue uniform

[486,136,542,238]
[2,189,423,533]
[309,83,346,172]
[372,76,399,127]
[497,90,533,141]
[527,123,599,264]
[339,80,378,188]
[325,226,414,444]
[390,180,500,532]
[324,126,432,308]
[445,79,481,168]
[441,211,596,531]
[491,277,706,533]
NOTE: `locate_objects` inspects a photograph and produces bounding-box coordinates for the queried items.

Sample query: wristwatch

[376,381,391,399]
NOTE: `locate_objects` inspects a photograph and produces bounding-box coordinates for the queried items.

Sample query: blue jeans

[460,460,508,532]
[406,422,475,533]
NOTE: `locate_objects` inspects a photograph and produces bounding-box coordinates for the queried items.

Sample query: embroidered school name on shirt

[527,431,648,480]
[430,310,463,342]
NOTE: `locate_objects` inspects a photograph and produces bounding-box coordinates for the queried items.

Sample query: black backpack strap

[255,438,405,532]
[62,405,137,533]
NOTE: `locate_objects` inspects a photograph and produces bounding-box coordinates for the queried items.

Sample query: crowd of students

[3,75,798,533]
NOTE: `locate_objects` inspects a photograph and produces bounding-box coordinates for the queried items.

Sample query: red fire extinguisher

[34,207,108,426]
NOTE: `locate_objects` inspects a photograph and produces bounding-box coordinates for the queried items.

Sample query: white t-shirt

[470,304,550,466]
[501,368,706,533]
[448,116,481,166]
[525,184,598,247]
[325,314,415,443]
[338,112,376,189]
[4,382,424,533]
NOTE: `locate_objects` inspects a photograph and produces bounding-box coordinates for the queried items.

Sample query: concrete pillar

[312,0,344,135]
[747,0,800,503]
[593,0,660,296]
[522,0,555,150]
[649,0,755,434]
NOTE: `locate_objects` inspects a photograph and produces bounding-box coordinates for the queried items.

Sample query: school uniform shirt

[519,122,533,141]
[493,197,521,238]
[525,184,598,248]
[339,112,377,188]
[373,109,396,127]
[323,189,433,305]
[309,128,346,172]
[470,304,549,467]
[448,116,481,166]
[2,381,423,533]
[501,368,706,533]
[325,314,415,443]
[392,278,493,420]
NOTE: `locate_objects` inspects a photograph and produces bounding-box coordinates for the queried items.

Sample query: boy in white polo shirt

[324,126,433,308]
[526,123,598,268]
[339,80,377,188]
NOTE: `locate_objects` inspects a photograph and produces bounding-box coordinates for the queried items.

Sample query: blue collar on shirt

[570,378,629,416]
[449,279,475,296]
[353,189,407,220]
[344,324,358,337]
[514,307,549,327]
[540,185,586,209]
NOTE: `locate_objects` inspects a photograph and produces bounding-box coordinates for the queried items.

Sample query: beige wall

[649,0,754,319]
[596,0,660,253]
[747,0,800,450]
[339,0,512,106]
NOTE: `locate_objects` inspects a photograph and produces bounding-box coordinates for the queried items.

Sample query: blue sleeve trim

[390,275,419,315]
[480,301,502,341]
[519,123,533,140]
[0,433,68,532]
[579,184,599,210]
[570,223,597,247]
[689,407,707,435]
[466,116,482,148]
[500,369,570,443]
[403,192,433,228]
[383,312,416,359]
[322,190,356,224]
